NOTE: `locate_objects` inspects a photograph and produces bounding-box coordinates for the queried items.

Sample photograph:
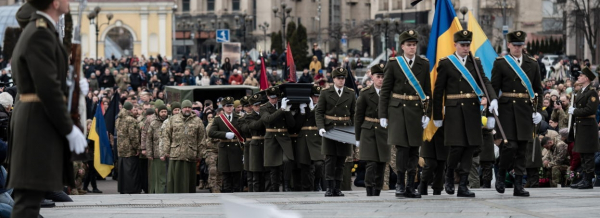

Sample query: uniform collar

[35,11,58,32]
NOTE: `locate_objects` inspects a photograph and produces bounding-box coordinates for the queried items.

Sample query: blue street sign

[341,38,347,45]
[216,29,230,43]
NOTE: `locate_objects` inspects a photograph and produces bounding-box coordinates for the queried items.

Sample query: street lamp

[273,2,293,51]
[373,14,398,61]
[87,6,113,59]
[235,13,253,51]
[258,22,270,52]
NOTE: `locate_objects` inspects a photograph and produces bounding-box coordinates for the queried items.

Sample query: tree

[527,41,533,54]
[270,31,283,55]
[568,0,599,62]
[286,21,296,43]
[292,23,310,69]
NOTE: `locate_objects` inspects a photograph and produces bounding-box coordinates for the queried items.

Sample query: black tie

[462,59,465,63]
[517,59,520,64]
[227,115,231,121]
[409,60,413,66]
[338,89,341,95]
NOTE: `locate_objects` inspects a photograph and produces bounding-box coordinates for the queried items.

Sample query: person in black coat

[99,69,115,89]
[129,70,143,91]
[298,69,314,84]
[221,58,233,79]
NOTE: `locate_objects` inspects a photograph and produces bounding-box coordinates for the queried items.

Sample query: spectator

[269,70,283,86]
[327,58,338,73]
[243,70,259,87]
[312,43,324,62]
[309,56,322,74]
[314,69,327,88]
[158,67,170,86]
[269,49,279,71]
[199,71,211,86]
[298,68,314,84]
[147,75,162,90]
[129,68,143,91]
[99,69,115,89]
[209,72,220,85]
[551,95,570,130]
[324,53,331,69]
[0,70,10,85]
[221,57,233,79]
[181,69,196,86]
[570,59,582,78]
[541,133,569,187]
[228,69,243,85]
[553,60,568,83]
[88,73,99,92]
[535,54,547,80]
[232,60,241,72]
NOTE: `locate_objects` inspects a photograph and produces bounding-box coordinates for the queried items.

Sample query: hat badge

[516,31,522,36]
[340,68,344,72]
[226,97,231,100]
[379,64,384,68]
[408,30,414,35]
[253,95,258,99]
[271,87,275,91]
[317,87,321,90]
[462,30,468,36]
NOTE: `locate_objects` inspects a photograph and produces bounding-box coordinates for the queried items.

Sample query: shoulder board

[389,57,396,60]
[347,87,354,92]
[475,57,480,60]
[440,57,448,61]
[529,56,537,61]
[36,18,47,28]
[421,57,429,62]
[360,85,371,92]
[322,87,330,90]
[260,103,268,107]
[496,57,503,60]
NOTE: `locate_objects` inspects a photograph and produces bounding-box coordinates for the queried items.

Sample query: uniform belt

[501,92,530,99]
[245,138,252,142]
[301,126,318,130]
[266,128,287,133]
[364,117,379,123]
[219,139,239,142]
[446,93,479,99]
[19,94,41,102]
[289,134,298,138]
[325,115,350,121]
[251,136,265,140]
[577,115,596,119]
[392,93,420,101]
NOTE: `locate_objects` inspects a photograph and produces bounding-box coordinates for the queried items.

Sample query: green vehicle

[164,85,260,104]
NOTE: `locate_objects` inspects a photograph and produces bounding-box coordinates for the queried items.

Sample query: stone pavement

[43,187,600,218]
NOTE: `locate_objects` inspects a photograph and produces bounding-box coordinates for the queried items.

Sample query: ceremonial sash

[396,56,427,101]
[219,114,245,143]
[503,55,535,100]
[447,55,483,97]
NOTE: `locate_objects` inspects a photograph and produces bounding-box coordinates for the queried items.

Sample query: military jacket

[201,120,220,157]
[140,114,156,158]
[161,113,205,161]
[117,112,141,157]
[146,117,165,159]
[571,86,600,153]
[247,111,267,171]
[315,86,356,156]
[542,140,569,168]
[209,113,244,172]
[296,107,325,164]
[260,102,296,166]
[356,85,390,162]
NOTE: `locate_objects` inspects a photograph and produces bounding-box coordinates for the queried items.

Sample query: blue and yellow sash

[396,56,427,101]
[503,55,535,100]
[447,55,483,97]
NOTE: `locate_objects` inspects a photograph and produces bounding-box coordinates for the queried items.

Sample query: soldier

[162,100,205,193]
[202,111,223,193]
[260,87,296,192]
[170,101,181,115]
[432,30,498,198]
[568,67,599,189]
[147,104,168,193]
[238,96,254,191]
[138,108,154,193]
[315,67,356,197]
[117,102,142,194]
[541,134,569,187]
[379,30,431,198]
[71,161,87,195]
[246,94,268,192]
[491,30,543,197]
[355,64,389,196]
[297,86,326,191]
[478,110,496,189]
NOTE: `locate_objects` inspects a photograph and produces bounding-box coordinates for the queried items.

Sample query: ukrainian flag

[424,0,464,141]
[88,103,114,178]
[468,11,498,78]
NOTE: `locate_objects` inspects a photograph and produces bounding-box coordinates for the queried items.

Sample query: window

[232,0,241,11]
[379,0,389,11]
[392,0,402,10]
[207,0,215,12]
[182,0,190,12]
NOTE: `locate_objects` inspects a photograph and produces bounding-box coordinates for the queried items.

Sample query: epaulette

[529,56,537,61]
[347,87,354,92]
[475,57,480,60]
[260,102,268,107]
[360,85,371,92]
[36,18,47,28]
[421,57,429,62]
[440,57,448,61]
[389,57,396,61]
[496,57,503,60]
[322,87,330,90]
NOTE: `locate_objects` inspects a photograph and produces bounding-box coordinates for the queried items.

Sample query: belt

[501,92,530,99]
[289,134,298,138]
[325,115,350,121]
[245,138,252,142]
[577,115,596,119]
[301,126,318,130]
[219,139,239,143]
[364,117,379,123]
[446,93,479,99]
[19,94,41,102]
[266,128,287,133]
[251,136,265,140]
[392,93,420,101]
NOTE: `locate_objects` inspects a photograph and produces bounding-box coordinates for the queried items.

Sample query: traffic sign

[216,29,230,43]
[502,25,508,35]
[341,38,347,46]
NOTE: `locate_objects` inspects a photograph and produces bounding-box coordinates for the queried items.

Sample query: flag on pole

[259,55,269,90]
[423,0,464,141]
[286,42,297,83]
[104,92,120,136]
[467,11,498,79]
[88,103,114,178]
[344,64,359,98]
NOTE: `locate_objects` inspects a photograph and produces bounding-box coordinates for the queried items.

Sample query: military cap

[145,108,155,115]
[332,67,347,78]
[156,104,168,112]
[233,100,241,108]
[266,86,281,99]
[171,101,181,110]
[221,96,235,106]
[154,99,165,107]
[123,102,133,110]
[582,67,596,81]
[454,30,473,44]
[399,30,419,44]
[16,3,35,28]
[240,96,250,106]
[27,0,53,11]
[182,100,193,108]
[507,31,526,45]
[249,94,262,106]
[371,63,385,75]
[311,86,323,97]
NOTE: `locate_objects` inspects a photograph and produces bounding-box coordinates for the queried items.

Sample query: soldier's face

[543,140,554,149]
[224,105,234,114]
[182,107,192,116]
[244,106,252,113]
[577,74,589,84]
[372,74,384,88]
[334,77,345,88]
[454,43,471,57]
[173,108,181,115]
[311,96,319,104]
[252,105,260,112]
[159,110,168,119]
[508,43,524,57]
[401,42,417,57]
[131,108,138,117]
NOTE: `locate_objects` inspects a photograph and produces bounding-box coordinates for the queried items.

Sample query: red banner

[260,56,269,90]
[286,42,297,83]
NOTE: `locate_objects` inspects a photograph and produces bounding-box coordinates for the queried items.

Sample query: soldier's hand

[532,112,542,124]
[309,98,316,110]
[355,141,360,147]
[299,103,307,114]
[421,116,430,129]
[489,99,499,116]
[433,120,443,127]
[225,132,235,139]
[486,117,496,129]
[319,128,326,136]
[66,125,88,154]
[380,118,388,128]
[568,106,575,114]
[142,150,147,155]
[160,156,166,161]
[281,97,290,110]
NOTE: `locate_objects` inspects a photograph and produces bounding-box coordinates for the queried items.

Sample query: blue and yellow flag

[424,0,464,141]
[88,103,114,178]
[468,11,498,79]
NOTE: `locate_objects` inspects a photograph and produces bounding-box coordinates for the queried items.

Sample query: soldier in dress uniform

[568,67,599,189]
[296,86,326,191]
[246,94,268,192]
[379,30,431,198]
[209,97,244,193]
[491,30,543,197]
[315,67,356,197]
[238,96,254,191]
[355,64,389,196]
[432,30,498,198]
[260,87,296,192]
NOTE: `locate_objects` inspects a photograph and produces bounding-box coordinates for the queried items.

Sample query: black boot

[324,180,334,197]
[457,175,475,197]
[395,171,406,197]
[495,169,506,194]
[366,187,373,196]
[314,178,322,191]
[578,173,594,189]
[513,175,530,197]
[373,189,381,196]
[405,173,421,198]
[571,173,585,189]
[482,180,491,188]
[418,181,428,195]
[445,169,455,195]
[333,180,345,197]
[432,189,442,195]
[283,180,291,192]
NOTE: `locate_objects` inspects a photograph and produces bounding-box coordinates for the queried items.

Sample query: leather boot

[457,175,475,197]
[283,180,291,192]
[444,169,455,195]
[495,169,506,194]
[404,173,421,198]
[578,173,594,189]
[333,180,345,197]
[40,199,55,208]
[513,175,530,197]
[314,178,322,191]
[594,174,600,187]
[571,173,585,189]
[395,171,406,197]
[482,180,491,188]
[418,181,428,195]
[366,187,373,196]
[324,180,334,197]
[373,189,381,196]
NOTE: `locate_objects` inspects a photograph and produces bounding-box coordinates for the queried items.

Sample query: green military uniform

[237,96,254,191]
[356,64,389,196]
[116,103,142,194]
[147,105,168,193]
[209,97,244,193]
[138,109,155,193]
[296,86,326,191]
[315,67,356,197]
[71,161,87,195]
[542,134,569,187]
[201,120,223,193]
[246,94,269,192]
[162,100,205,193]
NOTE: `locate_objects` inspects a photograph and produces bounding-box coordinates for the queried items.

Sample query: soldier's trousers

[222,172,241,192]
[299,163,315,191]
[252,171,268,192]
[12,189,45,218]
[150,159,167,193]
[422,158,446,191]
[396,146,419,175]
[447,146,476,175]
[546,165,568,187]
[139,158,149,193]
[205,152,223,192]
[365,161,385,190]
[499,140,527,175]
[468,156,481,188]
[480,161,494,182]
[384,145,397,190]
[268,155,292,191]
[324,155,345,181]
[247,171,254,192]
[581,153,595,173]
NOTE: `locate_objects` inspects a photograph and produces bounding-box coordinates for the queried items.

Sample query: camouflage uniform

[383,145,397,190]
[202,120,223,193]
[138,113,155,193]
[147,115,167,193]
[116,110,142,194]
[542,138,569,187]
[71,161,87,195]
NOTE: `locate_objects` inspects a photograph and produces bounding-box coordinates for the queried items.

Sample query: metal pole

[502,0,507,54]
[317,1,321,45]
[95,22,99,59]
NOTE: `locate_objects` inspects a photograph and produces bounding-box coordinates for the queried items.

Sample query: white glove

[319,128,326,136]
[489,99,499,116]
[434,120,443,127]
[80,78,89,95]
[487,117,496,129]
[380,118,388,128]
[299,103,307,114]
[532,112,542,124]
[356,141,360,147]
[309,97,315,110]
[421,116,430,129]
[568,106,575,115]
[225,132,235,139]
[281,97,290,111]
[66,125,87,154]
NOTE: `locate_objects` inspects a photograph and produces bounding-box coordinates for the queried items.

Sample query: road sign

[216,29,230,43]
[341,38,347,46]
[502,25,508,35]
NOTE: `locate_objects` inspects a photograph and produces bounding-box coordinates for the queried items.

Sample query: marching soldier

[209,97,244,193]
[379,30,431,198]
[491,30,543,197]
[432,30,498,198]
[260,87,296,192]
[296,86,326,191]
[116,102,142,194]
[355,64,389,196]
[315,67,356,197]
[246,94,268,192]
[238,96,254,191]
[568,67,599,189]
[147,104,168,193]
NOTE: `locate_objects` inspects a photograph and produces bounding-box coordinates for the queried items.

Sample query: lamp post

[374,14,397,61]
[459,6,469,28]
[258,22,270,52]
[235,13,253,51]
[273,2,293,51]
[87,6,113,59]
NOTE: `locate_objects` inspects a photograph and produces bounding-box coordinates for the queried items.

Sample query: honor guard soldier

[432,30,498,198]
[247,94,269,192]
[260,87,296,192]
[379,29,431,198]
[568,67,599,189]
[209,97,244,193]
[238,96,254,191]
[315,67,356,197]
[491,30,543,197]
[296,86,326,191]
[356,64,389,197]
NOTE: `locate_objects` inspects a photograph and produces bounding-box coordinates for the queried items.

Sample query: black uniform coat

[356,85,390,162]
[260,102,295,167]
[379,56,431,147]
[571,86,600,153]
[491,56,543,141]
[295,107,325,165]
[480,129,496,162]
[8,14,75,191]
[238,114,253,171]
[420,126,448,161]
[247,111,267,172]
[433,55,497,146]
[525,137,543,168]
[315,86,356,156]
[209,114,244,172]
